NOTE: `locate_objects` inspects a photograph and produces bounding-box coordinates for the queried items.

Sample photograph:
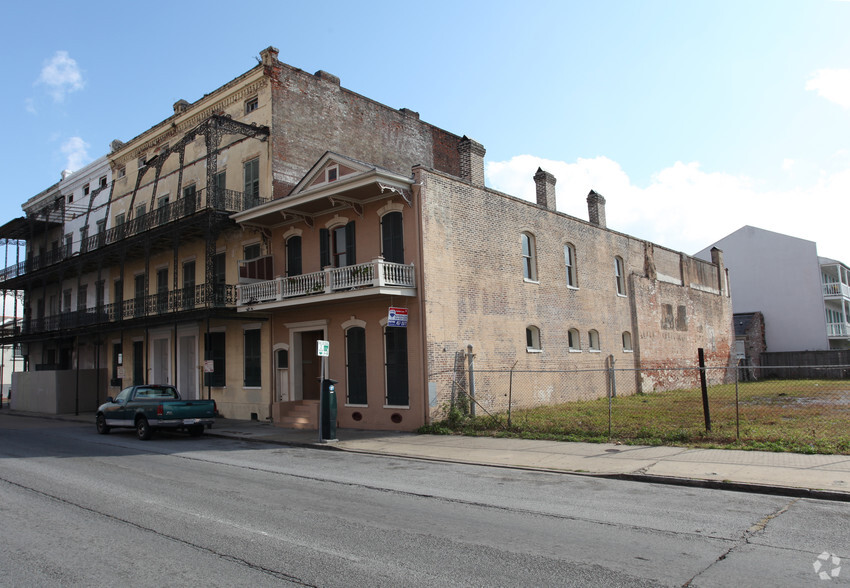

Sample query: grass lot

[420,379,850,454]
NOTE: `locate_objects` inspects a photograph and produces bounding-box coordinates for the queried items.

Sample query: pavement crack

[681,497,800,587]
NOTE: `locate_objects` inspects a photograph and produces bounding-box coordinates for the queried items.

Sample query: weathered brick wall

[416,167,733,417]
[267,61,462,198]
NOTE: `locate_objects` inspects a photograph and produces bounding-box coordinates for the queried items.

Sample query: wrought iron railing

[3,283,236,337]
[237,259,415,305]
[3,187,269,280]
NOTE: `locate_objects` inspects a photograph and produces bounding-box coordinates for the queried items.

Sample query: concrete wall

[696,225,828,352]
[11,369,107,413]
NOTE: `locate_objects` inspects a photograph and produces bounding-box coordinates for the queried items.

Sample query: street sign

[388,307,408,327]
[317,340,330,357]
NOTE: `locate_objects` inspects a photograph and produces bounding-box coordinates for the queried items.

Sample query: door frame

[285,320,327,402]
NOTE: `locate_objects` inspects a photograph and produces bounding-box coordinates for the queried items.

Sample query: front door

[179,335,197,399]
[152,338,169,385]
[300,330,323,400]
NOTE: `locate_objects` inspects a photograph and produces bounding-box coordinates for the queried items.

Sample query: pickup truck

[95,384,216,440]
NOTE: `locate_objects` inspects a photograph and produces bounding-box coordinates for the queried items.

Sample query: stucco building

[697,225,850,352]
[0,47,734,429]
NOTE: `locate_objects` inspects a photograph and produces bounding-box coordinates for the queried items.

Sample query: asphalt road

[1,414,848,587]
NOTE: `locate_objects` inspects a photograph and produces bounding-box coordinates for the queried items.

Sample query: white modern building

[696,225,850,352]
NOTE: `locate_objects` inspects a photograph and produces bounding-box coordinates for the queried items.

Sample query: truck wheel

[136,417,153,440]
[96,414,110,435]
[188,425,204,437]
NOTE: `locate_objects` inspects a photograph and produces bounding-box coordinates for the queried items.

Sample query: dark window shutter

[385,327,409,406]
[346,327,367,405]
[319,229,330,268]
[345,221,356,265]
[287,236,302,276]
[381,212,404,264]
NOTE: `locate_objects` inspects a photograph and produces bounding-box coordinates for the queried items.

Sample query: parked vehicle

[95,385,216,440]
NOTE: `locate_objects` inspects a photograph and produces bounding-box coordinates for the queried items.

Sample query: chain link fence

[428,363,850,453]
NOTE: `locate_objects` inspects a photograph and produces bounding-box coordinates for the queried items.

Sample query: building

[0,47,734,429]
[696,225,850,353]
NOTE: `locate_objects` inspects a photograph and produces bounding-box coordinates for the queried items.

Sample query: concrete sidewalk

[4,407,850,501]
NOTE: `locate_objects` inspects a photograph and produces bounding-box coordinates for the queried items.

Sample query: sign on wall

[388,307,408,328]
[317,340,330,357]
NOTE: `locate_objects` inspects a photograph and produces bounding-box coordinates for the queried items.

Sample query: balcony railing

[237,259,415,305]
[823,282,850,299]
[827,322,850,337]
[2,187,269,280]
[3,283,236,337]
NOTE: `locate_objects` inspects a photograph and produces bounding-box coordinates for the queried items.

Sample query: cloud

[806,69,850,109]
[37,51,84,102]
[60,137,90,172]
[24,98,37,115]
[485,155,849,263]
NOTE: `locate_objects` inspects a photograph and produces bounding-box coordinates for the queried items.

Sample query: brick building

[0,47,734,429]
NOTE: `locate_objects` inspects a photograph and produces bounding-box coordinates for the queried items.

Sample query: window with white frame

[622,331,633,352]
[521,232,537,281]
[565,243,578,288]
[615,256,626,296]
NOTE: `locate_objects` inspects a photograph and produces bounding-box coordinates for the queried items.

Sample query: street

[1,413,848,587]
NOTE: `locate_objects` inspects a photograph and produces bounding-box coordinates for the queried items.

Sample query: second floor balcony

[6,283,237,339]
[827,321,850,338]
[823,281,850,300]
[237,258,416,309]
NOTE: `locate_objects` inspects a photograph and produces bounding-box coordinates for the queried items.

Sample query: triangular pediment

[289,152,377,197]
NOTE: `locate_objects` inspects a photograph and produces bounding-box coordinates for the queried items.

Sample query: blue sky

[2,0,849,262]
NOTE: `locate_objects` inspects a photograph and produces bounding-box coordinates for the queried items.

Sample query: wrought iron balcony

[237,259,415,307]
[5,283,236,338]
[2,187,269,281]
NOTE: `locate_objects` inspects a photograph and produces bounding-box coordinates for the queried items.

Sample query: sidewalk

[4,407,850,501]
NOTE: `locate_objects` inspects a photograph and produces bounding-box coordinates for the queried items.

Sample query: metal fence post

[735,362,740,440]
[467,344,476,418]
[698,348,711,432]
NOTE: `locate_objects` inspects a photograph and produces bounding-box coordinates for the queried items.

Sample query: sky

[1,0,849,263]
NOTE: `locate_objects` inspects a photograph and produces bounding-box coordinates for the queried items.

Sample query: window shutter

[345,221,356,265]
[381,212,404,264]
[319,228,330,268]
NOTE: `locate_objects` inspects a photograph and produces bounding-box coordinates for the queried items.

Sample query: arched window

[622,331,633,352]
[526,326,541,351]
[568,328,581,352]
[614,256,626,295]
[286,235,302,276]
[521,232,537,281]
[588,329,600,352]
[380,211,404,264]
[565,243,578,288]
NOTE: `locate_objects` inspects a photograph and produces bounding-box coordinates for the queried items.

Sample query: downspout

[412,173,430,425]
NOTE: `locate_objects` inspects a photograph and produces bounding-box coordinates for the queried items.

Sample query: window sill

[384,405,410,410]
[242,386,262,390]
[569,349,582,353]
[526,348,543,354]
[523,278,540,284]
[589,349,601,353]
[567,285,579,291]
[345,403,368,408]
[622,349,634,353]
[616,293,627,298]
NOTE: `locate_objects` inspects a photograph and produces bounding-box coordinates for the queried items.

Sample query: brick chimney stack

[533,168,557,210]
[458,136,486,186]
[587,190,607,228]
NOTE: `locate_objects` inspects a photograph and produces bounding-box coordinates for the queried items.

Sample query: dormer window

[326,166,338,182]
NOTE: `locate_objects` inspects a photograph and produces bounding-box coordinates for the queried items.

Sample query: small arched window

[622,331,633,352]
[526,326,541,351]
[521,232,537,281]
[568,328,581,352]
[588,329,600,352]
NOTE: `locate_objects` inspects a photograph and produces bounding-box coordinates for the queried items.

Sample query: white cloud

[24,98,37,114]
[806,69,850,109]
[60,137,90,172]
[37,51,84,102]
[485,155,849,263]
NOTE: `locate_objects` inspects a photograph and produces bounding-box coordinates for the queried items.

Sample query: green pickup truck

[95,385,216,440]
